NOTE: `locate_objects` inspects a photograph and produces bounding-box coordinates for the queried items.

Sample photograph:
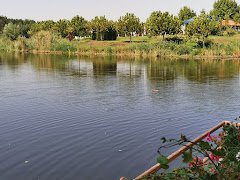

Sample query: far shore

[2,34,240,61]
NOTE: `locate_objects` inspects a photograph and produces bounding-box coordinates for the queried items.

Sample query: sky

[0,0,239,21]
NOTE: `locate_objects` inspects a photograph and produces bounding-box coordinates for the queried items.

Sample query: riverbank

[2,33,240,59]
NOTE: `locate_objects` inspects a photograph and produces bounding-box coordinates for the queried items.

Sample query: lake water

[0,53,240,180]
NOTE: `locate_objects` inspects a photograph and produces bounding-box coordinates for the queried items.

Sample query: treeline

[1,0,240,58]
[0,17,35,39]
[0,14,142,41]
[0,0,240,43]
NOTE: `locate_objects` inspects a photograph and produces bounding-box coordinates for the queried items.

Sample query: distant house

[222,20,240,29]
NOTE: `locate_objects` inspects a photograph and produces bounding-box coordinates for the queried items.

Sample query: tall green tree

[70,15,89,37]
[178,6,196,22]
[90,16,109,41]
[233,13,240,22]
[3,22,21,40]
[29,23,43,34]
[211,0,239,20]
[137,22,145,36]
[53,19,69,37]
[117,13,140,42]
[104,20,117,40]
[41,20,55,31]
[18,20,35,38]
[0,16,8,33]
[146,11,180,39]
[186,13,214,47]
[29,20,55,35]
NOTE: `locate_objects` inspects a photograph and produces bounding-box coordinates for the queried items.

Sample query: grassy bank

[2,32,240,59]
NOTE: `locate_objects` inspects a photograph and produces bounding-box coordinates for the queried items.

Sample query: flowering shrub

[144,121,240,180]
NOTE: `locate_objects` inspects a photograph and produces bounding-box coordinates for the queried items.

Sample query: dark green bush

[196,39,212,48]
[223,28,236,37]
[165,36,184,44]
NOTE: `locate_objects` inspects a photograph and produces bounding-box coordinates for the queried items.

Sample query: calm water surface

[0,53,240,180]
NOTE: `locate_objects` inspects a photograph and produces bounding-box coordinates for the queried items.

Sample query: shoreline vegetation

[2,34,240,60]
[1,0,240,60]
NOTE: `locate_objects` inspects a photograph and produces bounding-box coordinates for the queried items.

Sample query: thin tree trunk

[101,32,104,41]
[202,37,206,48]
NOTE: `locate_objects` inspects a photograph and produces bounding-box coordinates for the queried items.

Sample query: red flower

[188,162,193,168]
[209,153,220,161]
[207,133,212,142]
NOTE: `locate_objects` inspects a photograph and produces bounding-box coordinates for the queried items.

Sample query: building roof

[222,20,240,26]
[183,16,212,25]
[183,18,194,25]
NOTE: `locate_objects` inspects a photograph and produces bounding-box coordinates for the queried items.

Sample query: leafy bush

[3,22,21,41]
[175,44,192,55]
[52,38,77,52]
[29,30,55,51]
[196,39,212,48]
[225,29,234,36]
[15,37,28,51]
[223,28,236,37]
[0,36,14,51]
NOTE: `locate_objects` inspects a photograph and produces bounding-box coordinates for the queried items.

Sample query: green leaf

[199,141,212,151]
[161,164,169,170]
[203,165,210,172]
[211,149,224,156]
[182,151,193,163]
[157,155,169,166]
